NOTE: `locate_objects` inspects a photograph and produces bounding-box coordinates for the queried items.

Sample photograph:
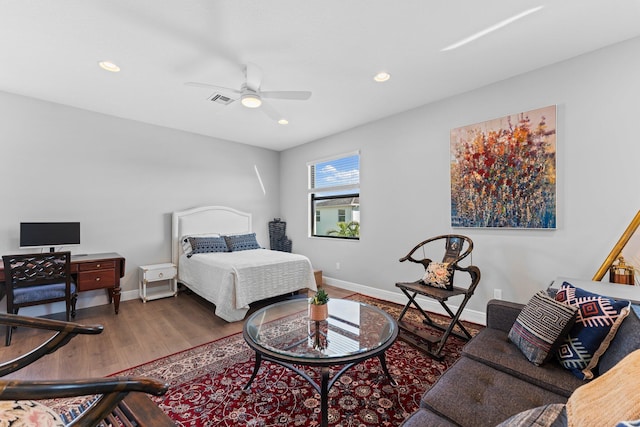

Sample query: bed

[171,206,317,322]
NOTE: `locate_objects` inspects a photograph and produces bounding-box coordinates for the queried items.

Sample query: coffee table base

[244,352,396,427]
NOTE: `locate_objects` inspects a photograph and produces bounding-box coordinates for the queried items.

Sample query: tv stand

[0,252,126,314]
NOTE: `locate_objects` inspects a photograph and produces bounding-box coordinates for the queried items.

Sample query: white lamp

[241,93,262,108]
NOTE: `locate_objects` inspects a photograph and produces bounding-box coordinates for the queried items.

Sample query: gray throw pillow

[508,291,578,366]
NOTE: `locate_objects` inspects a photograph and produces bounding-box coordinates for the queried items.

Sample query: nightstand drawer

[79,260,115,271]
[78,269,116,291]
[142,265,177,282]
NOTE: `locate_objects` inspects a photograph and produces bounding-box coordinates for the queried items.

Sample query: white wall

[0,91,280,312]
[280,36,640,319]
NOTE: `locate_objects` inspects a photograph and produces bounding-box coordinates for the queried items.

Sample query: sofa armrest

[486,299,524,332]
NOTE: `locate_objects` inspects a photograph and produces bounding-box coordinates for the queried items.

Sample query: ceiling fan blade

[184,82,241,95]
[244,63,263,92]
[261,90,312,101]
[260,101,283,122]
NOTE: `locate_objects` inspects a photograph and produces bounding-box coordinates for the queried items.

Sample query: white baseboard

[323,276,487,326]
[2,288,141,318]
[7,278,488,327]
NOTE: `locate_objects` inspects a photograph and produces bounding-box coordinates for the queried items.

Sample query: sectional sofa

[400,285,640,427]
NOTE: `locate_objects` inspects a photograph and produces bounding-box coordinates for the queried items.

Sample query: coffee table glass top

[244,298,397,360]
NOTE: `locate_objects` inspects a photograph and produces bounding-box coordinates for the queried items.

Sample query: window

[308,152,360,239]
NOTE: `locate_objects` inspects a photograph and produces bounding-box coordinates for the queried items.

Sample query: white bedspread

[178,249,317,322]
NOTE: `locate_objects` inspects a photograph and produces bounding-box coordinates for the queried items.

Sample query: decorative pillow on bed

[508,290,578,366]
[555,282,631,380]
[224,233,261,251]
[182,237,194,257]
[421,262,453,290]
[187,236,229,257]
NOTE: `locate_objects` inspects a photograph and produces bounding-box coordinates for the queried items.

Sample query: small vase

[309,303,328,321]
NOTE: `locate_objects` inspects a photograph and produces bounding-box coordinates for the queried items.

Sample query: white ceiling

[1,1,640,151]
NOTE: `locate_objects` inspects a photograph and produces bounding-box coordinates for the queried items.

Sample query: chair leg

[5,309,18,346]
[71,293,78,319]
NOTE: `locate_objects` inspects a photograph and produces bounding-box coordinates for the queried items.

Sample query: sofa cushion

[463,328,584,397]
[421,357,567,427]
[399,409,458,427]
[598,307,640,376]
[508,291,578,366]
[555,282,631,380]
[496,403,567,427]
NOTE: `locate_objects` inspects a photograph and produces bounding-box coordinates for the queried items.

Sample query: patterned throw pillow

[555,282,631,380]
[508,291,578,366]
[187,236,229,257]
[421,262,453,290]
[224,233,261,252]
[182,237,194,257]
[0,400,64,426]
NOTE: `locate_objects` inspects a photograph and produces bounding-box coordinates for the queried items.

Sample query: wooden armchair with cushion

[0,313,175,426]
[395,234,481,359]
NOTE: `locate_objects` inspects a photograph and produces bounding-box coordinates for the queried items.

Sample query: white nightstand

[138,263,178,302]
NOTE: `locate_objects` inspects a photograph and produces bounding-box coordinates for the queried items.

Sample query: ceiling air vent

[208,93,235,106]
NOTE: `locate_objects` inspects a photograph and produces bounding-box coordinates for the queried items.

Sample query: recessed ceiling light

[278,119,289,125]
[98,61,121,72]
[373,72,391,82]
[441,6,544,51]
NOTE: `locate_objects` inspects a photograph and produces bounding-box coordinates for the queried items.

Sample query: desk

[0,253,126,314]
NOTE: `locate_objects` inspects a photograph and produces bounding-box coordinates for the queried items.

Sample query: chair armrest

[0,313,103,376]
[486,299,524,332]
[0,376,169,426]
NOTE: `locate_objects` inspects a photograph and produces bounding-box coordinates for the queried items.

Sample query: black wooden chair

[395,235,481,359]
[2,252,78,345]
[0,313,173,426]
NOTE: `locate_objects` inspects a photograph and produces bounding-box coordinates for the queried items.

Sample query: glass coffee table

[243,298,398,427]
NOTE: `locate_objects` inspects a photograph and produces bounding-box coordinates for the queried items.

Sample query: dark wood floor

[0,284,354,380]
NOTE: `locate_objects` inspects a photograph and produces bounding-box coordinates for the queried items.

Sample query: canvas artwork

[450,105,557,228]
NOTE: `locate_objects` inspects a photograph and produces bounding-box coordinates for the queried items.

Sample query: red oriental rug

[54,294,482,426]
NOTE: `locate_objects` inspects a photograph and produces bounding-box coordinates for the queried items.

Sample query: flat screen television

[20,222,81,252]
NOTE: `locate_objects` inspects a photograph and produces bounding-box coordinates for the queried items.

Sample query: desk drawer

[79,260,115,271]
[78,270,116,291]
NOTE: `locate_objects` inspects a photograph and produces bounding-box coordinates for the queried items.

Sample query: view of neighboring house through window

[308,152,360,239]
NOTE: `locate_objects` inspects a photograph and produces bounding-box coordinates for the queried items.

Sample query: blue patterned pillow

[509,291,578,366]
[555,282,631,380]
[187,236,229,257]
[224,233,261,251]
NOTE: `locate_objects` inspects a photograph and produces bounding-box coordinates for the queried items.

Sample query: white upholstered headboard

[171,206,252,267]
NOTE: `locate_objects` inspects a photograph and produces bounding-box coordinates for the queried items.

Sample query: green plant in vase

[309,288,329,305]
[309,288,329,321]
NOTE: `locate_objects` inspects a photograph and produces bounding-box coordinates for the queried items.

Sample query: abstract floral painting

[450,105,556,228]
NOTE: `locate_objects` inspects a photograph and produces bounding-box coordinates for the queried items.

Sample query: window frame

[307,151,360,240]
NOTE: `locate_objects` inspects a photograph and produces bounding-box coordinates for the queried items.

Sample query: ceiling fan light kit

[241,93,262,108]
[186,63,311,121]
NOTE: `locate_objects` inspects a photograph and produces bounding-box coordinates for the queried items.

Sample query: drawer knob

[159,273,164,278]
[95,277,101,281]
[96,264,101,268]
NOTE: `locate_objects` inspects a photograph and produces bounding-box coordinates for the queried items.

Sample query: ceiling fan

[185,63,312,121]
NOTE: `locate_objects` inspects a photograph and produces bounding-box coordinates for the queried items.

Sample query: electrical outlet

[494,289,502,300]
[336,262,341,270]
